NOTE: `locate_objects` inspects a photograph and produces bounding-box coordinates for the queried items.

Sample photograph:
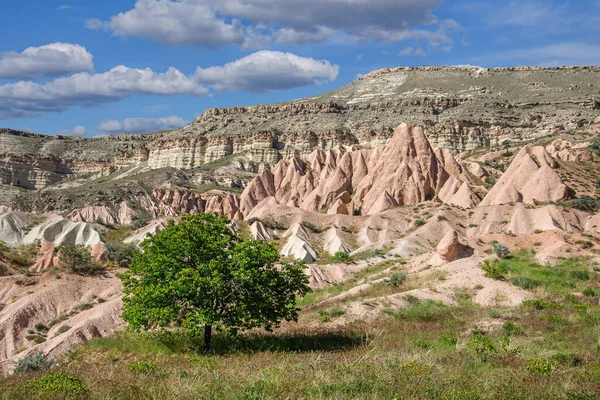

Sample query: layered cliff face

[1,66,598,192]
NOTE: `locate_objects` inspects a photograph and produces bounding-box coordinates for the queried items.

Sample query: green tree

[58,245,103,275]
[120,213,310,349]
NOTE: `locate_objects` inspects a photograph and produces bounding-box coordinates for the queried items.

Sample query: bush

[482,260,506,280]
[525,358,557,375]
[386,272,408,288]
[572,196,600,212]
[438,331,458,346]
[58,245,104,275]
[522,299,563,310]
[18,371,88,399]
[104,242,138,268]
[502,321,522,336]
[300,221,325,233]
[13,352,52,373]
[318,307,346,322]
[414,219,426,227]
[127,361,158,374]
[331,252,350,263]
[582,287,597,297]
[56,325,71,335]
[132,219,148,230]
[470,331,497,361]
[492,243,510,258]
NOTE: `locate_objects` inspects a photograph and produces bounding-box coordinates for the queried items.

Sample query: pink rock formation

[479,147,569,207]
[240,123,480,217]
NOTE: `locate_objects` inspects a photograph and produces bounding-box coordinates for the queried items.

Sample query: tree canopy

[120,213,310,348]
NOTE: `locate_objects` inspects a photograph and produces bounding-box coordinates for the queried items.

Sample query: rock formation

[240,123,480,217]
[479,147,569,207]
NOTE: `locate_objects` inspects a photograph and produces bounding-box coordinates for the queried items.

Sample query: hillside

[0,65,600,399]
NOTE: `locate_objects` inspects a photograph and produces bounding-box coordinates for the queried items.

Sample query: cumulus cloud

[97,116,189,134]
[0,51,339,118]
[0,65,207,118]
[0,43,94,79]
[94,0,246,47]
[194,51,339,92]
[87,0,455,48]
[58,125,87,136]
[400,47,427,56]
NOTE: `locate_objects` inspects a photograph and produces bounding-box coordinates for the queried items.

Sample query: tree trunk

[204,324,212,350]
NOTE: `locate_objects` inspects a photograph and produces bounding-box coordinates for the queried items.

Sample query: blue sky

[1,0,599,136]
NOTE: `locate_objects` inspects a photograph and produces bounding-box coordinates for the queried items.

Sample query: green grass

[482,249,598,293]
[3,253,600,399]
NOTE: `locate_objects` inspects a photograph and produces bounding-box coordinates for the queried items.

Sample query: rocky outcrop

[0,212,30,246]
[124,218,176,245]
[250,221,272,240]
[479,147,569,207]
[434,230,469,262]
[323,227,352,255]
[545,139,594,162]
[240,123,480,217]
[280,223,318,262]
[22,216,102,248]
[2,66,599,194]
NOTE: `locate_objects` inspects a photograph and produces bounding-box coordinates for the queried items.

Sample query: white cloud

[0,51,339,118]
[97,116,189,134]
[486,43,600,67]
[400,47,426,56]
[0,65,208,118]
[58,5,72,10]
[87,0,455,48]
[413,48,427,57]
[273,27,336,45]
[97,0,246,47]
[0,43,94,79]
[194,51,339,92]
[58,125,87,136]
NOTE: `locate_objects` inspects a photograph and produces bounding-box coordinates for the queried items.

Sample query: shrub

[582,287,597,297]
[572,196,600,212]
[551,352,583,367]
[58,245,104,275]
[525,358,556,375]
[414,219,426,227]
[300,221,324,233]
[509,275,543,290]
[482,260,506,280]
[331,252,350,263]
[438,331,458,346]
[127,361,158,375]
[386,272,408,288]
[56,325,70,335]
[318,307,345,322]
[104,242,138,268]
[576,240,594,249]
[470,331,497,361]
[523,299,562,310]
[492,243,510,258]
[18,371,88,399]
[132,219,148,230]
[411,339,432,349]
[13,352,52,373]
[502,321,522,336]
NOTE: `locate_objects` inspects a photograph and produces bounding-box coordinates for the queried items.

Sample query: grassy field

[1,251,600,399]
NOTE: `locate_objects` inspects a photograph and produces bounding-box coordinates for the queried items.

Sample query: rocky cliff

[1,66,598,191]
